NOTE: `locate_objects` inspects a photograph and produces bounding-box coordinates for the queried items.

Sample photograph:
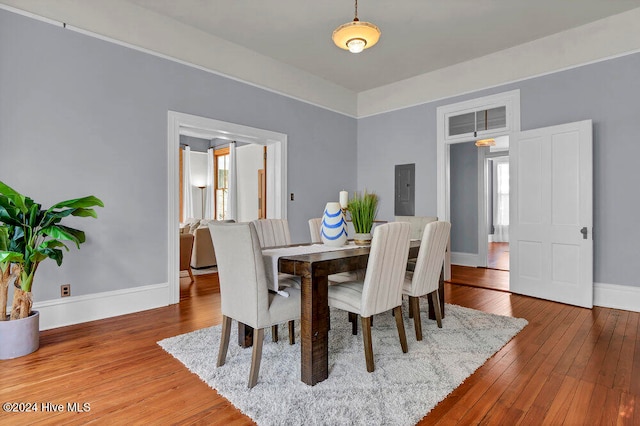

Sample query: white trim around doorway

[167,111,288,304]
[436,90,520,279]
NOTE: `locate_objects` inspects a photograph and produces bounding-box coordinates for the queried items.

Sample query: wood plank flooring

[448,242,510,292]
[1,271,638,425]
[487,242,509,271]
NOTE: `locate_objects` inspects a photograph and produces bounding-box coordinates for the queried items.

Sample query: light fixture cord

[354,0,359,21]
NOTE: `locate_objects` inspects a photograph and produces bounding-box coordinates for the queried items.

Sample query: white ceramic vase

[320,202,347,246]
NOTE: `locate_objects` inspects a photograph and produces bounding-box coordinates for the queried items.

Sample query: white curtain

[493,159,509,242]
[227,142,238,221]
[182,146,194,220]
[204,147,214,219]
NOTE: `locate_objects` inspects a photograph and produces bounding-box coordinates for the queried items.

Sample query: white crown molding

[357,7,640,118]
[2,2,640,119]
[0,0,358,117]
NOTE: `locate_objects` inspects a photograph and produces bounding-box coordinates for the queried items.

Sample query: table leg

[300,272,329,385]
[238,322,253,348]
[428,268,446,320]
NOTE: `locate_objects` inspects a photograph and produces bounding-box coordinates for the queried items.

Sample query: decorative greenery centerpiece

[0,181,104,321]
[347,190,378,245]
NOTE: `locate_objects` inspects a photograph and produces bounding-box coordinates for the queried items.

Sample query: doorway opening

[483,150,510,272]
[437,90,519,291]
[168,111,288,305]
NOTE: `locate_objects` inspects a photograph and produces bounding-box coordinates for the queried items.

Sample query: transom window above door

[448,106,507,138]
[441,90,518,143]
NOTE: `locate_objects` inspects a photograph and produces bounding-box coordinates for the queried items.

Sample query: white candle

[339,191,348,209]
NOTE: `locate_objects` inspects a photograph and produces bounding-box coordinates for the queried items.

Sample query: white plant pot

[0,310,40,359]
[321,202,348,247]
[353,232,372,246]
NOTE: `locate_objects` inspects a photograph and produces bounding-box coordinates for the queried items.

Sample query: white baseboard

[594,282,640,313]
[451,252,479,267]
[28,279,640,330]
[33,283,171,330]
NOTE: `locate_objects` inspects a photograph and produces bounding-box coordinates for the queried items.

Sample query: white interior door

[510,120,593,308]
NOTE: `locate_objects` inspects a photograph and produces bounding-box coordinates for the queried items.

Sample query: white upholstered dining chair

[209,222,301,388]
[394,215,438,240]
[308,217,322,244]
[251,218,300,341]
[327,222,411,372]
[252,218,292,247]
[308,217,364,284]
[403,221,451,340]
[395,215,438,271]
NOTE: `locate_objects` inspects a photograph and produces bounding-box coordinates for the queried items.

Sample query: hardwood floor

[487,242,509,271]
[448,242,510,292]
[449,265,509,292]
[1,272,638,425]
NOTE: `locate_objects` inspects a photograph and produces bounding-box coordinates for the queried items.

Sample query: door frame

[167,111,288,304]
[436,90,520,279]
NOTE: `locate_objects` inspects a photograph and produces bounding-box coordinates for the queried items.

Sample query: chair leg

[410,296,423,341]
[272,325,278,342]
[361,316,374,372]
[408,295,414,318]
[393,306,408,353]
[248,328,265,388]
[431,291,443,328]
[288,320,295,345]
[188,267,194,283]
[217,315,232,367]
[349,312,358,335]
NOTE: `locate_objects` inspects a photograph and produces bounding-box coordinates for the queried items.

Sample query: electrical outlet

[61,284,71,297]
[290,193,294,201]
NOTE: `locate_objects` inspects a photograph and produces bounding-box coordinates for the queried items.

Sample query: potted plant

[0,181,103,359]
[347,190,379,245]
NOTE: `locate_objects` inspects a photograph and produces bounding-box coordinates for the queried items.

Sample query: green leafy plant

[347,190,379,234]
[0,181,104,320]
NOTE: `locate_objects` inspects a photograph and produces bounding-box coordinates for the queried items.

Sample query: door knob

[580,227,588,239]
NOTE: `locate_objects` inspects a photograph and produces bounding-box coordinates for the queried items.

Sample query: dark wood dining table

[239,240,445,386]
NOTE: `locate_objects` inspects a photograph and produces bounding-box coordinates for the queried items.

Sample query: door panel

[510,120,593,308]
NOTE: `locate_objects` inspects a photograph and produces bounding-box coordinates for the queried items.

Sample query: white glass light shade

[475,138,496,147]
[332,21,380,53]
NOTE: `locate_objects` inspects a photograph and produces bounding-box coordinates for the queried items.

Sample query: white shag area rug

[158,301,527,425]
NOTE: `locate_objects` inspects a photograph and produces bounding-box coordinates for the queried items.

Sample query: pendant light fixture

[332,0,381,53]
[475,138,496,147]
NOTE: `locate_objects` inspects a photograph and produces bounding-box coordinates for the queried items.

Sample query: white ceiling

[124,0,640,92]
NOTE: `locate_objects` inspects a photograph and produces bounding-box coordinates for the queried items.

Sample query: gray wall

[449,142,478,254]
[0,9,357,302]
[358,50,640,288]
[357,106,438,220]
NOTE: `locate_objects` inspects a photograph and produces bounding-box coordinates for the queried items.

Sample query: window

[214,147,230,220]
[493,159,509,242]
[447,106,507,139]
